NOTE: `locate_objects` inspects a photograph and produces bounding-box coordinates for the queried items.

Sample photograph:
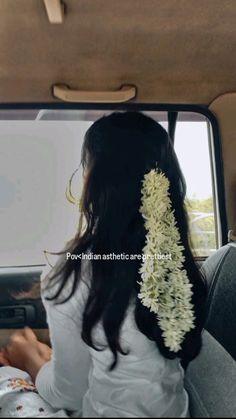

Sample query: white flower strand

[138,169,195,352]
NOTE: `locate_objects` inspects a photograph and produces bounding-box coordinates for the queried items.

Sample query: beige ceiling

[0,0,235,104]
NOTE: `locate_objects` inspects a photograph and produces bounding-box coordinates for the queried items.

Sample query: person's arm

[35,260,92,412]
[35,303,91,412]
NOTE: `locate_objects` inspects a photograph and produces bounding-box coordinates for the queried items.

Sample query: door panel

[0,268,49,346]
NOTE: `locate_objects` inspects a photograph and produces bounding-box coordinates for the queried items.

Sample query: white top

[36,258,189,418]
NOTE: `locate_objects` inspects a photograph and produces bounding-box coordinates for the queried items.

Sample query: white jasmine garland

[138,169,195,352]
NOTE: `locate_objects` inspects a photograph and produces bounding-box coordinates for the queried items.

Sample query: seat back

[185,243,236,417]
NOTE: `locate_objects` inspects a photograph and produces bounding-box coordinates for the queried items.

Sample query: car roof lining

[0,0,235,104]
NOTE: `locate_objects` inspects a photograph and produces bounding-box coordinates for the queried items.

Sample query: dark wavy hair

[47,111,207,370]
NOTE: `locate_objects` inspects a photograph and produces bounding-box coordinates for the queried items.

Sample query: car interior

[0,0,236,417]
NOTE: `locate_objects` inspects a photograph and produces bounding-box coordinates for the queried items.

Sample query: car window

[0,109,219,267]
[174,114,217,257]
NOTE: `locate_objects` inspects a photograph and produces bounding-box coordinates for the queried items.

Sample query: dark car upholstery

[185,242,236,418]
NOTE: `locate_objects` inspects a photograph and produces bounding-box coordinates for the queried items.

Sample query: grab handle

[52,84,137,103]
[43,0,64,24]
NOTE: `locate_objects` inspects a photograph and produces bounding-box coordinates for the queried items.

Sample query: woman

[1,112,206,417]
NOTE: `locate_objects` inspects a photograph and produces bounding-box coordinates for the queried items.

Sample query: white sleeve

[35,259,92,413]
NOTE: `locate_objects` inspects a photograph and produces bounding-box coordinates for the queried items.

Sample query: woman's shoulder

[40,251,92,322]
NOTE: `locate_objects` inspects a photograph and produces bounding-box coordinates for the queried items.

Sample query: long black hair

[46,112,207,369]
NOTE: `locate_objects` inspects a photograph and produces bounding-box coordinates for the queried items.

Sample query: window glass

[174,116,217,257]
[0,110,218,267]
[0,121,90,266]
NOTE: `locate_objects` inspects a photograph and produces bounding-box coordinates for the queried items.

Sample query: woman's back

[41,258,189,418]
[84,303,189,417]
